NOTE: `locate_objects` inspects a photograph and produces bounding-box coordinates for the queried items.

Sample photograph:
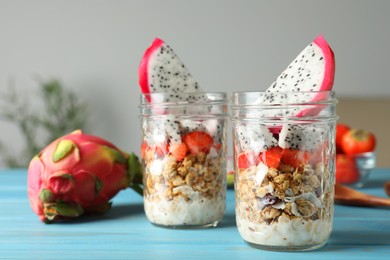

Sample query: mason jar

[140,92,228,228]
[231,91,338,251]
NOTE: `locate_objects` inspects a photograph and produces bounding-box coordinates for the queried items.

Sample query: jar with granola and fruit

[140,92,228,228]
[231,91,338,251]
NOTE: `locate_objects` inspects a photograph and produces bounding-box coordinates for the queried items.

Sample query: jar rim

[231,90,338,122]
[232,90,336,94]
[140,92,228,106]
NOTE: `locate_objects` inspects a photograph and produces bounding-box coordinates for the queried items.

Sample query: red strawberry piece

[154,143,169,158]
[212,143,222,151]
[141,142,169,159]
[141,142,149,160]
[183,131,214,155]
[259,147,283,168]
[281,149,311,168]
[170,143,188,161]
[237,151,259,169]
[336,154,359,184]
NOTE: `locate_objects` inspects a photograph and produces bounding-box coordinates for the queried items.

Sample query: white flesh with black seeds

[148,43,202,102]
[237,125,278,154]
[279,123,325,151]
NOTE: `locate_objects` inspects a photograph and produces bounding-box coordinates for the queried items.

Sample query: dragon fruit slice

[262,35,335,117]
[279,123,326,151]
[278,124,303,149]
[237,124,278,154]
[27,130,143,223]
[164,114,182,145]
[301,125,326,151]
[180,119,207,134]
[138,38,202,103]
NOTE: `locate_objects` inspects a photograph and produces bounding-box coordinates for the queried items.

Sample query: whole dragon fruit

[27,130,143,223]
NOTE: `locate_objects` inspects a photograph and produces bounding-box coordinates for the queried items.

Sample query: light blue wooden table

[1,169,389,259]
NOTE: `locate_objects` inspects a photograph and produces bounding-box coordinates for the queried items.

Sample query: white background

[1,0,389,167]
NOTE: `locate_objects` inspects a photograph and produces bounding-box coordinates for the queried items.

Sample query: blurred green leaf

[0,79,89,168]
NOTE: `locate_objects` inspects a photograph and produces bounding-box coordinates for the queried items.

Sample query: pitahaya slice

[180,119,207,134]
[164,114,182,145]
[237,124,278,154]
[278,124,303,149]
[261,35,335,117]
[138,38,202,103]
[301,125,326,151]
[279,123,326,151]
[267,35,334,94]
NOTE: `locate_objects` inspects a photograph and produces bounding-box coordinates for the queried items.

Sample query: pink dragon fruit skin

[138,37,202,103]
[27,130,143,223]
[263,34,335,118]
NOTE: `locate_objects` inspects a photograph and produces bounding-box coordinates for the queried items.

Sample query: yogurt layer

[145,192,225,226]
[237,216,332,246]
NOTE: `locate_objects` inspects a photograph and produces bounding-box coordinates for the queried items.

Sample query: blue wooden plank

[1,169,390,259]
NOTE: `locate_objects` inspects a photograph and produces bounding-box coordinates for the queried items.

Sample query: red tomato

[341,128,376,155]
[336,124,350,153]
[336,154,359,184]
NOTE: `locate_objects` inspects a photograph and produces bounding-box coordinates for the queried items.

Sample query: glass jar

[140,92,228,228]
[231,91,338,251]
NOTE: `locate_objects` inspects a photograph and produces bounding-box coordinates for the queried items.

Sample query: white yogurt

[236,216,332,247]
[144,191,225,226]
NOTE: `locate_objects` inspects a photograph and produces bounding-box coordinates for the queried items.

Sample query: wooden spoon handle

[334,183,390,208]
[385,181,390,197]
[347,195,390,207]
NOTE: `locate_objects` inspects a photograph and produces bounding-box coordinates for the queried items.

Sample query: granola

[144,152,224,202]
[236,162,333,225]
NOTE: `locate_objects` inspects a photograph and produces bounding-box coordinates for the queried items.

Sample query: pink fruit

[138,38,202,103]
[27,130,143,223]
[262,34,335,117]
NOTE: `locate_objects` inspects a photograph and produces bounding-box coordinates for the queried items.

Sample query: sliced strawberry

[237,151,259,169]
[259,146,283,168]
[281,149,311,168]
[154,143,169,158]
[183,131,214,155]
[141,142,148,160]
[212,143,222,151]
[170,143,188,161]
